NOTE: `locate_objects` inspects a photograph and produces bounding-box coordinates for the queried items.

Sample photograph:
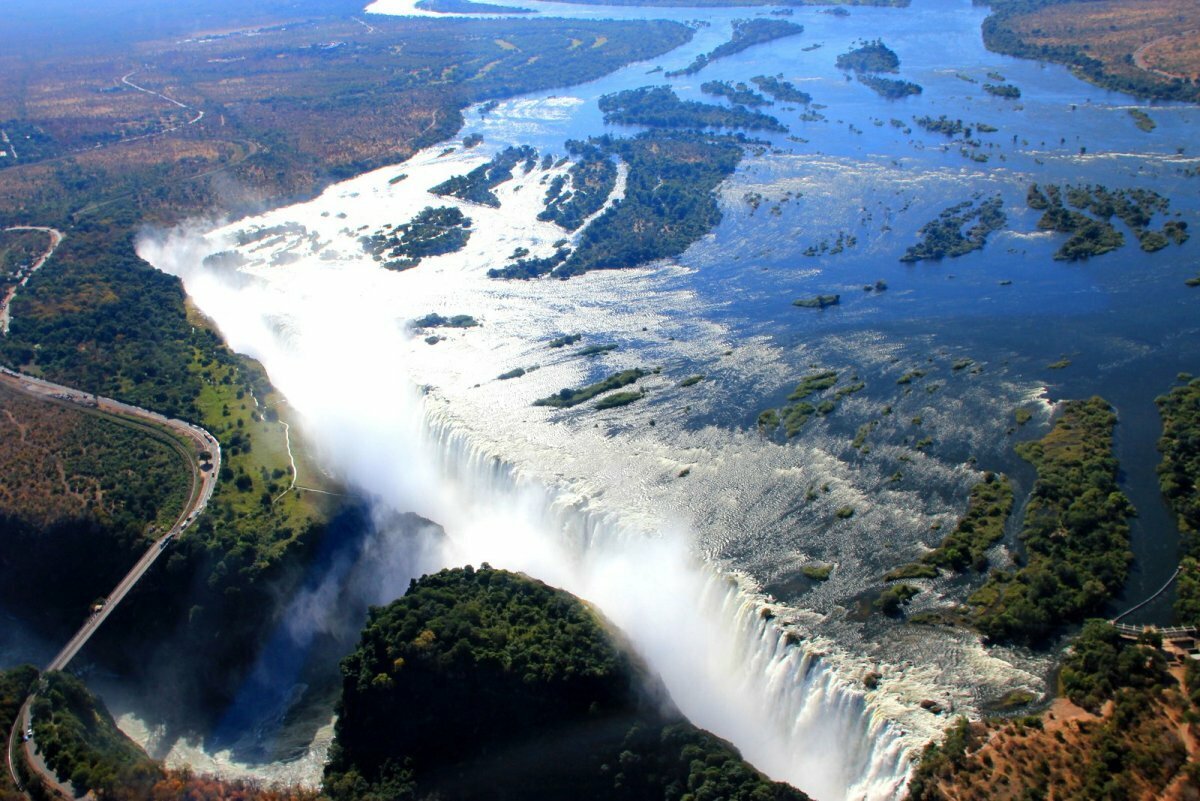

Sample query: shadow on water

[94,504,444,772]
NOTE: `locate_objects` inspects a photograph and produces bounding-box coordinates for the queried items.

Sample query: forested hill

[324,566,813,801]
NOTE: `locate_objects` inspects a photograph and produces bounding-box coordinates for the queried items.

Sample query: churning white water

[135,120,1046,798]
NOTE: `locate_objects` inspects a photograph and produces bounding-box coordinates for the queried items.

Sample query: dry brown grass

[0,383,95,527]
[1007,0,1200,86]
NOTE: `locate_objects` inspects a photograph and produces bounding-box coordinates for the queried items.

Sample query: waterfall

[411,402,913,801]
[136,213,919,801]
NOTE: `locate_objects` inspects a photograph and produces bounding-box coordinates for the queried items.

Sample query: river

[121,0,1200,798]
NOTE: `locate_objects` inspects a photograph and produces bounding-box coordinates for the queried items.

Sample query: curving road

[1,227,64,335]
[1,365,221,799]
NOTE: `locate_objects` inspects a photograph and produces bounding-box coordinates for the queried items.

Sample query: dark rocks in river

[793,294,840,309]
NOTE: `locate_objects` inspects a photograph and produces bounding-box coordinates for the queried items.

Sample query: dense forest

[1157,377,1200,625]
[599,86,787,132]
[30,671,162,800]
[560,132,745,277]
[324,566,812,801]
[966,398,1133,645]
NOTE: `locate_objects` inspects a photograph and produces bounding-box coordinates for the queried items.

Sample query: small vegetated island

[701,80,771,107]
[412,313,479,329]
[533,368,647,409]
[1027,182,1188,260]
[666,19,805,77]
[492,130,744,279]
[598,85,786,132]
[835,39,900,72]
[360,206,473,270]
[835,39,921,98]
[982,81,1021,99]
[965,397,1133,645]
[750,74,813,104]
[900,195,1006,263]
[430,145,539,207]
[323,567,812,801]
[792,294,840,309]
[757,369,865,438]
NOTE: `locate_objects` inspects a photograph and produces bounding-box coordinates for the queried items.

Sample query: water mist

[139,223,914,801]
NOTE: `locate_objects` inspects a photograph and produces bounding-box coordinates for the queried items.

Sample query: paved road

[1,367,222,798]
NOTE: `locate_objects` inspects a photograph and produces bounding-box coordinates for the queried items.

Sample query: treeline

[324,566,812,801]
[599,86,787,132]
[430,146,538,207]
[966,398,1133,645]
[666,19,804,77]
[981,0,1200,102]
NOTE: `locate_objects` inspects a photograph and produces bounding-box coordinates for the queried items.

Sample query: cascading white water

[409,401,913,801]
[137,223,917,800]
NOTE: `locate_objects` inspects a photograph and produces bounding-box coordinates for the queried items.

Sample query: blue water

[453,0,1200,618]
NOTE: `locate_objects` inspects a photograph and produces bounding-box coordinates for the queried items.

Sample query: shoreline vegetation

[1156,376,1200,625]
[886,473,1014,580]
[965,397,1133,645]
[981,0,1200,102]
[665,19,805,77]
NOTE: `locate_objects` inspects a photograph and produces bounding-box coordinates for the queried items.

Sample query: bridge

[2,366,221,801]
